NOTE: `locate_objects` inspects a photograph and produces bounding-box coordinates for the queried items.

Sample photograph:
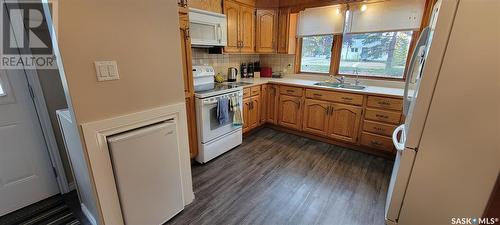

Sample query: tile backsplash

[191,48,259,80]
[191,48,295,80]
[260,54,295,75]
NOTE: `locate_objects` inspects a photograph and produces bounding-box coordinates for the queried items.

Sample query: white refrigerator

[385,0,500,224]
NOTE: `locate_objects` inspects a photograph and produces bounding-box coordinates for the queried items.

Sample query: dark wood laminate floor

[167,128,394,225]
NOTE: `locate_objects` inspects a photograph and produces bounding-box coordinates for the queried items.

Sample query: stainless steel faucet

[354,69,361,85]
[335,76,346,84]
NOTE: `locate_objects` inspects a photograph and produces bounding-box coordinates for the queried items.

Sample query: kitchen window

[295,0,426,80]
[339,31,414,79]
[300,35,334,73]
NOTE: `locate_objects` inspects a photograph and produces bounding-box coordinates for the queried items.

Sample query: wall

[58,1,185,124]
[259,54,295,75]
[192,49,296,79]
[191,48,259,80]
[55,0,191,223]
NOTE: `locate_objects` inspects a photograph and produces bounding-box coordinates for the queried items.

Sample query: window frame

[296,31,419,81]
[297,34,336,75]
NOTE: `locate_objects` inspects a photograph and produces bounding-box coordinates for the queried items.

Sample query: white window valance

[297,5,346,36]
[347,0,426,33]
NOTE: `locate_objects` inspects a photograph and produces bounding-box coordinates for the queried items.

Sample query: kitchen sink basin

[313,82,366,90]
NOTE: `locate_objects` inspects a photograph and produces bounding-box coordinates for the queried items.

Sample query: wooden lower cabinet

[278,94,302,130]
[185,96,198,158]
[302,99,362,143]
[302,99,330,136]
[265,84,279,124]
[328,103,362,143]
[260,85,267,123]
[243,95,260,133]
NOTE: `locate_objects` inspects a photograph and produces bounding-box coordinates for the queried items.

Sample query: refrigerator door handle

[403,27,431,116]
[392,124,405,151]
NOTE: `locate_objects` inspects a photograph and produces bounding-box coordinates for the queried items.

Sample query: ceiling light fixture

[361,4,367,12]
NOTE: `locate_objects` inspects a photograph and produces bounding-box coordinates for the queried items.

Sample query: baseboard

[68,182,76,191]
[80,203,97,225]
[264,124,395,160]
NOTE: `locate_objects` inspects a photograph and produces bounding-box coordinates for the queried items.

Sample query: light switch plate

[95,61,119,81]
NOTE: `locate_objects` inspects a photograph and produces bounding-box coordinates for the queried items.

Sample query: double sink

[313,82,366,90]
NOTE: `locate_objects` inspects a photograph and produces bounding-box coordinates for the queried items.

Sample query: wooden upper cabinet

[239,4,255,53]
[224,0,255,53]
[256,9,278,53]
[303,99,330,136]
[224,0,241,53]
[278,94,302,130]
[277,8,289,53]
[189,0,223,13]
[328,103,362,143]
[178,12,193,96]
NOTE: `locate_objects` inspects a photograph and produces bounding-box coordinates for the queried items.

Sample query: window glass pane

[339,31,413,78]
[300,35,333,73]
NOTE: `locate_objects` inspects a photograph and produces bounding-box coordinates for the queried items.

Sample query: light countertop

[234,77,405,98]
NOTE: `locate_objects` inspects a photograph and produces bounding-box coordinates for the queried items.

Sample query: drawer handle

[376,114,389,119]
[342,97,353,101]
[371,140,382,146]
[313,93,323,97]
[378,101,391,106]
[286,90,295,93]
[374,127,386,131]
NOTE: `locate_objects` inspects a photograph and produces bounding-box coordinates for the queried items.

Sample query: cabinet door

[179,13,194,96]
[189,0,222,13]
[266,85,279,124]
[302,99,330,136]
[260,85,267,123]
[278,95,302,130]
[277,8,290,53]
[243,97,251,132]
[256,9,277,53]
[239,4,255,53]
[185,96,198,158]
[328,103,362,143]
[224,0,240,53]
[249,96,260,129]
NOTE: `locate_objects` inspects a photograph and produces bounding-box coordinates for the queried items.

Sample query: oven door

[197,99,237,143]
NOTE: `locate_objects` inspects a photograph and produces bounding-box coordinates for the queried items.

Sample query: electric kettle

[227,67,238,82]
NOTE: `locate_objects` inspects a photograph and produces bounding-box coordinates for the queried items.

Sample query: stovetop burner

[194,83,242,98]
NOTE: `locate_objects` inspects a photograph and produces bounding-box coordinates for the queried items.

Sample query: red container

[260,67,272,77]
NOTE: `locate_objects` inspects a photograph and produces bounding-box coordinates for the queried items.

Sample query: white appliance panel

[402,0,459,150]
[385,0,459,224]
[189,8,227,47]
[196,90,243,143]
[108,121,184,225]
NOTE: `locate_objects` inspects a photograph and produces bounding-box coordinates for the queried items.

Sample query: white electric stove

[192,65,243,163]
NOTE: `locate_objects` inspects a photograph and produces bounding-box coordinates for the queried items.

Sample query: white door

[0,69,59,216]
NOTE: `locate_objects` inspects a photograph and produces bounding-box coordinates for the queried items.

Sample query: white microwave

[189,8,227,47]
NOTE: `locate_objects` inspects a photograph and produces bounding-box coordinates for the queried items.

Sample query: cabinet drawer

[280,85,303,97]
[367,96,403,111]
[243,88,251,99]
[365,109,401,124]
[305,89,363,106]
[251,86,261,96]
[363,120,397,137]
[360,132,394,152]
